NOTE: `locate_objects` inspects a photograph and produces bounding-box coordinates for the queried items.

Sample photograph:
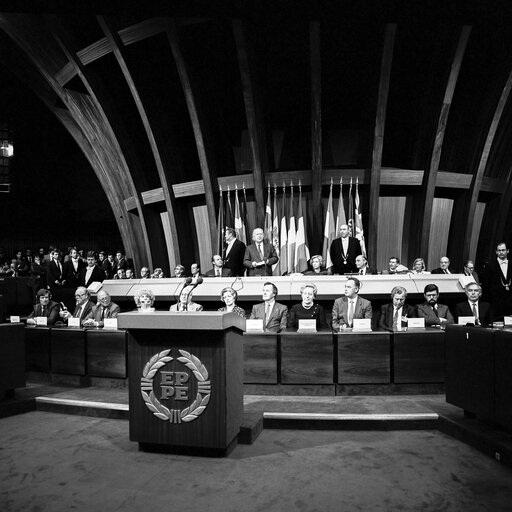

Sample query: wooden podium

[118,311,245,456]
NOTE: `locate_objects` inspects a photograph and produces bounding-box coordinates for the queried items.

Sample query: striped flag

[272,184,280,274]
[335,177,346,235]
[278,183,288,276]
[287,182,296,274]
[234,186,246,245]
[347,178,354,236]
[217,188,225,257]
[322,179,335,270]
[240,183,248,245]
[264,183,273,243]
[354,178,367,257]
[225,187,234,229]
[295,183,310,273]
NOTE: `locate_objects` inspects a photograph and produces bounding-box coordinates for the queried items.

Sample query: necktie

[359,269,363,275]
[472,303,479,325]
[41,306,46,316]
[257,243,264,260]
[101,307,106,320]
[265,303,271,326]
[432,305,439,317]
[347,301,354,326]
[392,308,399,330]
[216,268,221,277]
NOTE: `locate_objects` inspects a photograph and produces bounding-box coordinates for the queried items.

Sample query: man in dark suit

[416,283,454,326]
[59,286,94,325]
[382,256,408,274]
[224,228,246,277]
[329,224,361,274]
[79,251,105,288]
[431,256,453,274]
[331,277,372,330]
[63,248,86,288]
[250,282,288,332]
[379,285,416,331]
[244,227,278,277]
[83,290,121,327]
[354,255,377,276]
[454,282,492,326]
[462,259,479,284]
[46,248,65,290]
[26,289,61,325]
[204,254,232,277]
[481,242,512,321]
[112,250,128,276]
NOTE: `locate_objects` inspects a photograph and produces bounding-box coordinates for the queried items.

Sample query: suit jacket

[354,266,377,276]
[101,260,113,279]
[416,302,454,326]
[331,295,372,330]
[79,265,106,288]
[46,259,64,288]
[454,301,492,327]
[224,238,247,277]
[204,267,232,277]
[431,268,453,274]
[250,301,288,332]
[378,303,416,330]
[68,300,94,324]
[28,300,61,325]
[462,270,480,284]
[243,242,278,276]
[170,302,204,311]
[28,261,47,288]
[329,237,361,274]
[112,258,128,275]
[85,301,121,326]
[63,259,86,288]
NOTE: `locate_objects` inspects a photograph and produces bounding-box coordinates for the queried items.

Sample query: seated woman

[218,287,246,317]
[288,283,327,329]
[303,255,329,275]
[134,288,156,312]
[409,258,430,275]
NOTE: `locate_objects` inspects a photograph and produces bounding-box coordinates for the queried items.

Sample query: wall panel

[427,198,454,270]
[376,197,406,272]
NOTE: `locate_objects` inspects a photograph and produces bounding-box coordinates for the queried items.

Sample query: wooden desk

[495,329,512,430]
[51,327,86,375]
[243,333,278,384]
[25,326,51,372]
[0,323,25,392]
[87,328,127,378]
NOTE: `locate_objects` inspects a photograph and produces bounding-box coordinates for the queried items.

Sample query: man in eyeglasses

[83,290,120,327]
[60,286,94,325]
[416,283,454,327]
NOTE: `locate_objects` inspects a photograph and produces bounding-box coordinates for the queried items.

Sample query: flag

[264,183,272,243]
[278,183,288,276]
[217,188,225,257]
[225,187,234,229]
[295,183,310,273]
[272,184,280,274]
[287,182,296,273]
[335,177,346,235]
[347,178,354,236]
[241,184,248,244]
[234,186,246,245]
[322,179,335,270]
[354,178,367,257]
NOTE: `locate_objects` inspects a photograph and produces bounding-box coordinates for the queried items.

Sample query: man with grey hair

[60,286,94,325]
[379,285,416,330]
[454,282,492,326]
[432,256,452,274]
[83,290,120,327]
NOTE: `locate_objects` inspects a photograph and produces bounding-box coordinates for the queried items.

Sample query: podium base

[138,436,238,457]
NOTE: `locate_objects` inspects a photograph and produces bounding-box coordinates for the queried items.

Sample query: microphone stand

[183,276,203,311]
[174,276,192,310]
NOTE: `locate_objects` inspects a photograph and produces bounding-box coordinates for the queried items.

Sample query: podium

[118,311,245,456]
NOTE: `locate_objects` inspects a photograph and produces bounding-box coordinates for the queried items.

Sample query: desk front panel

[243,333,278,383]
[87,329,127,378]
[494,329,512,430]
[51,328,86,375]
[25,326,51,372]
[0,323,25,390]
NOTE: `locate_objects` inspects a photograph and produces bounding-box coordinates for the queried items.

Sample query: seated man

[205,254,232,277]
[140,266,151,279]
[60,286,94,325]
[382,256,408,274]
[250,282,288,332]
[125,269,134,279]
[83,290,120,327]
[454,282,492,327]
[190,262,202,279]
[79,251,105,288]
[355,254,377,275]
[416,283,454,326]
[431,256,452,274]
[170,286,203,311]
[26,289,61,325]
[173,265,185,278]
[379,285,416,331]
[332,277,372,330]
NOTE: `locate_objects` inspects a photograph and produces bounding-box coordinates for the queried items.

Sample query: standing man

[355,255,377,275]
[454,282,492,326]
[224,227,246,277]
[46,248,65,291]
[60,286,94,325]
[63,248,86,288]
[79,251,105,288]
[431,256,452,274]
[205,254,232,277]
[329,224,361,275]
[416,284,454,326]
[244,228,278,277]
[83,290,120,327]
[250,282,288,332]
[379,285,416,331]
[481,242,512,321]
[112,250,128,276]
[331,277,372,330]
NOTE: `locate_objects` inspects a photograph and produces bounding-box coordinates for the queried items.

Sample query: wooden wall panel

[193,205,213,272]
[376,197,406,272]
[469,202,485,263]
[427,198,453,270]
[160,212,177,274]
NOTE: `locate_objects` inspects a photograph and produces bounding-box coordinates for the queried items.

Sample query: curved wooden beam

[463,68,512,256]
[233,19,268,227]
[97,15,182,267]
[165,18,218,252]
[368,23,396,266]
[419,25,471,263]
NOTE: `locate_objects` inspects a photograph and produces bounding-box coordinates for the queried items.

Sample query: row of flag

[216,178,366,274]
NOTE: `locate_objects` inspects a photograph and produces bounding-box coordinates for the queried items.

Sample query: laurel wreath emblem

[140,349,211,423]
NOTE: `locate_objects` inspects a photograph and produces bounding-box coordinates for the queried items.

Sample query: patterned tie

[471,303,479,325]
[392,307,399,330]
[257,243,264,260]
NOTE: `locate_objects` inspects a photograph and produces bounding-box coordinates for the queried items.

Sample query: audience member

[14,250,29,276]
[303,255,328,275]
[46,248,65,290]
[60,286,94,325]
[152,268,164,278]
[140,266,151,278]
[205,254,232,277]
[79,251,105,288]
[431,256,452,274]
[454,282,492,327]
[83,290,120,327]
[249,282,288,332]
[462,259,479,284]
[218,287,246,317]
[114,269,126,279]
[170,286,203,311]
[244,228,279,276]
[382,256,408,274]
[26,289,61,325]
[379,285,416,331]
[173,265,185,278]
[288,283,327,330]
[112,250,128,276]
[331,277,372,330]
[409,258,430,274]
[98,251,112,279]
[27,254,47,300]
[224,227,247,277]
[63,247,86,288]
[355,254,377,275]
[126,269,134,279]
[416,283,454,326]
[329,224,361,275]
[134,288,156,312]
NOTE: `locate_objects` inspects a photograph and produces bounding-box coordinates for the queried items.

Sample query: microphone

[183,276,203,311]
[173,276,192,303]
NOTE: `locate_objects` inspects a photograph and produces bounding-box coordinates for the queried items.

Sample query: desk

[25,326,51,372]
[495,330,512,430]
[0,323,25,392]
[51,327,86,375]
[87,329,127,378]
[243,333,278,383]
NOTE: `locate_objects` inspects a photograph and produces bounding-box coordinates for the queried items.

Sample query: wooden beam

[368,23,396,265]
[97,15,182,266]
[233,19,268,227]
[165,18,218,252]
[310,21,323,253]
[463,68,512,256]
[419,26,471,263]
